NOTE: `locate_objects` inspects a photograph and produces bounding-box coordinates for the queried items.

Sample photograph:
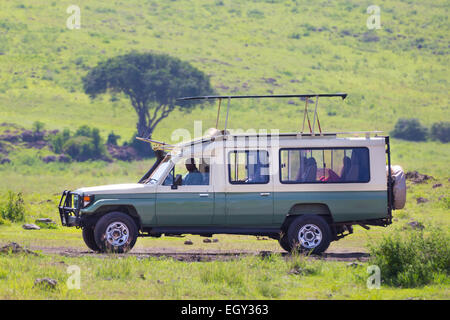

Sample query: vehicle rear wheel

[82,226,100,252]
[287,215,331,254]
[94,212,138,253]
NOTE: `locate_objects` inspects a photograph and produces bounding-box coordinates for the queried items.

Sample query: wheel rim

[105,222,129,246]
[298,224,322,249]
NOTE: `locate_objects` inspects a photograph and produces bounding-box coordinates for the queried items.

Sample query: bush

[430,121,450,143]
[32,121,45,133]
[50,128,71,154]
[0,191,26,222]
[124,132,154,158]
[107,131,120,145]
[368,226,450,287]
[50,126,109,161]
[391,118,428,141]
[0,216,11,226]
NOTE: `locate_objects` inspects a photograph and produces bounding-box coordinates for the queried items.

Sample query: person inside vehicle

[340,156,351,181]
[302,157,317,182]
[201,165,210,185]
[183,158,204,185]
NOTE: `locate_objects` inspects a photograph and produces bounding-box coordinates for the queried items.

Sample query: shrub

[124,132,155,158]
[0,216,11,226]
[50,128,71,154]
[107,131,120,145]
[0,191,26,222]
[50,126,109,161]
[430,121,450,143]
[32,121,45,133]
[368,226,450,287]
[391,118,428,141]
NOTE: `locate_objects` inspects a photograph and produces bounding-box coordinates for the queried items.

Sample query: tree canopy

[83,52,215,138]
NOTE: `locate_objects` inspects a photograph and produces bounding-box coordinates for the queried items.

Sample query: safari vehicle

[58,93,406,254]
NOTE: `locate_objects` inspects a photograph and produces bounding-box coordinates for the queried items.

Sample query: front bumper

[58,190,82,227]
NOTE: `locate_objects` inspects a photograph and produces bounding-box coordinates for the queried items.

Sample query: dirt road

[27,245,370,262]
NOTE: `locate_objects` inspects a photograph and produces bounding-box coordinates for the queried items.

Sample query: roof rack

[137,93,348,151]
[177,93,347,135]
[177,93,347,101]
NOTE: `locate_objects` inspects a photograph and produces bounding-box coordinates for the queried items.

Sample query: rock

[288,267,302,275]
[416,197,429,204]
[438,195,445,201]
[203,238,212,243]
[405,220,425,230]
[184,240,193,245]
[405,171,434,184]
[42,155,57,163]
[21,130,34,142]
[0,242,37,255]
[262,77,277,85]
[107,144,140,161]
[256,236,269,240]
[57,154,71,163]
[432,183,442,189]
[35,218,56,225]
[34,278,58,289]
[22,223,41,230]
[0,134,20,143]
[212,238,219,243]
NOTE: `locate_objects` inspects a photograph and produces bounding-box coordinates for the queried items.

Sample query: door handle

[260,192,271,196]
[199,193,209,197]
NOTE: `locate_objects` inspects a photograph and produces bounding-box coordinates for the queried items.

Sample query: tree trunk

[137,110,151,138]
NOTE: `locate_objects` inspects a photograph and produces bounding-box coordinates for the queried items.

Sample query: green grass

[0,251,448,299]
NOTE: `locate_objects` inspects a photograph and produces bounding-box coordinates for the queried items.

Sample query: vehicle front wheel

[82,226,100,252]
[278,234,292,252]
[94,212,138,253]
[287,215,331,255]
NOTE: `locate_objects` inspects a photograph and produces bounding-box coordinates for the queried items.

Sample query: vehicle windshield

[144,157,173,185]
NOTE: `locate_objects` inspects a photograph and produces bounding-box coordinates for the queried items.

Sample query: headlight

[82,194,94,208]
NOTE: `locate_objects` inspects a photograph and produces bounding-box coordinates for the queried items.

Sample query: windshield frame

[143,155,174,185]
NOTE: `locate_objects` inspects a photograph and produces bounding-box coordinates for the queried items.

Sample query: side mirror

[171,174,182,189]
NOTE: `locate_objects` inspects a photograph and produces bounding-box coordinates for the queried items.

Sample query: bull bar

[58,190,82,227]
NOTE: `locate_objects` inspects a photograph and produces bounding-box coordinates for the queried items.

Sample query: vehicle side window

[228,150,269,184]
[163,157,210,186]
[279,147,370,183]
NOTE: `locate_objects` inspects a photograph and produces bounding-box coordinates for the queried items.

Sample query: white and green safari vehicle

[58,94,406,254]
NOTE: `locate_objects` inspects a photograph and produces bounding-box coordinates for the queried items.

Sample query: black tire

[278,234,292,252]
[82,226,101,252]
[287,215,331,255]
[94,212,138,253]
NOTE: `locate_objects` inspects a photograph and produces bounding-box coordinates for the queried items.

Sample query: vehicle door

[155,156,214,226]
[225,149,274,226]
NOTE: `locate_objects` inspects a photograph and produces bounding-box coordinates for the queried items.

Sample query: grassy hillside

[0,0,448,142]
[0,0,449,300]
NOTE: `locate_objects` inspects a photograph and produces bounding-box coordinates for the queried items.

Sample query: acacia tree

[82,52,214,139]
